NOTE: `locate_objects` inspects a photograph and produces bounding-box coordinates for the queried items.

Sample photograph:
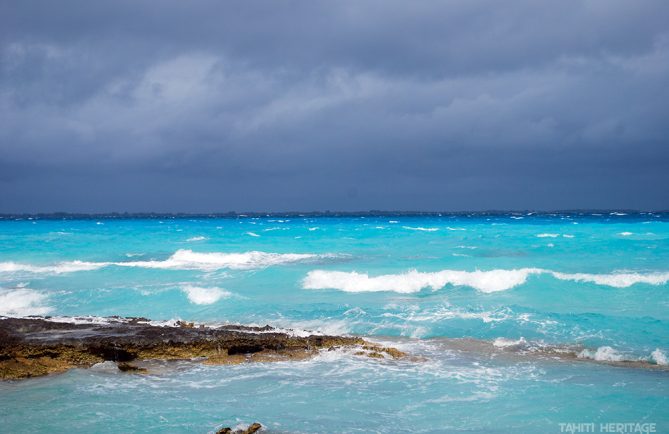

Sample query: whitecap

[0,287,53,316]
[536,233,559,238]
[246,232,260,237]
[551,271,669,288]
[651,349,668,366]
[303,268,543,293]
[618,232,633,236]
[186,236,207,242]
[181,285,230,305]
[578,346,624,362]
[402,226,439,232]
[121,250,334,271]
[492,337,527,348]
[0,260,108,274]
[1,250,341,274]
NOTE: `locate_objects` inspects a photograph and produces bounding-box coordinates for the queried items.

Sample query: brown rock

[216,422,262,434]
[244,423,262,434]
[0,317,404,380]
[116,363,147,373]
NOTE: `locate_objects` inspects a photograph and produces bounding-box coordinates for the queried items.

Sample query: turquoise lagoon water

[0,213,667,433]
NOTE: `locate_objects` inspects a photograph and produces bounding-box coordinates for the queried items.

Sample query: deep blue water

[0,213,667,433]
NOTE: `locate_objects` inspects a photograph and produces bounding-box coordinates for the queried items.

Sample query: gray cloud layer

[1,0,668,212]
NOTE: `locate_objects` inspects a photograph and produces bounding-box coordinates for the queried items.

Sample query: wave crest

[551,271,669,288]
[303,268,543,293]
[121,249,327,271]
[0,287,53,316]
[181,285,231,305]
[0,250,340,274]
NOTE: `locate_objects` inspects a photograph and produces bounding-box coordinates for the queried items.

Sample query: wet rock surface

[216,422,263,434]
[0,317,405,380]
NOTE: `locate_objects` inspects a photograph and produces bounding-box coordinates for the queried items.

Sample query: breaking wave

[303,268,543,293]
[0,261,108,274]
[119,250,329,271]
[0,250,341,274]
[551,271,669,288]
[303,268,669,293]
[651,348,668,365]
[576,346,667,366]
[578,346,625,362]
[181,285,231,305]
[0,287,53,316]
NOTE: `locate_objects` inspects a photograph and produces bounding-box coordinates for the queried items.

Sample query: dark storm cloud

[1,0,668,212]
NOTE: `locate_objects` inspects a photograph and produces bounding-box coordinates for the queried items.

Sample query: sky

[1,0,668,213]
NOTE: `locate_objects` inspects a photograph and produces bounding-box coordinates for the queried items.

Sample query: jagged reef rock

[0,317,405,380]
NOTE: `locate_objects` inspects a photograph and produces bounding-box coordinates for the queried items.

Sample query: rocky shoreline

[0,317,405,380]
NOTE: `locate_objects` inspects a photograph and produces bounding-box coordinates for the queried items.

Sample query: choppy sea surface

[0,212,668,433]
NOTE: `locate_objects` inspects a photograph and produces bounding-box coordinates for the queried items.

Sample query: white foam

[562,234,575,238]
[618,232,633,236]
[381,305,511,324]
[651,349,668,365]
[308,227,320,231]
[536,233,559,238]
[306,267,669,293]
[0,250,337,274]
[246,232,260,237]
[186,236,207,241]
[446,227,466,231]
[402,226,439,232]
[303,268,542,293]
[493,337,527,348]
[181,285,230,305]
[121,250,330,271]
[551,271,669,288]
[0,287,53,316]
[578,346,624,362]
[0,260,108,274]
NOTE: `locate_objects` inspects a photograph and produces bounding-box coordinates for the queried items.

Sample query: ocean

[0,212,667,433]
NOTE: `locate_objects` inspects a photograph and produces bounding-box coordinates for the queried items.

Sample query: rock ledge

[0,317,405,380]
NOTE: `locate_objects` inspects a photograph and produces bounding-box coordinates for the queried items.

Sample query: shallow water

[1,213,668,433]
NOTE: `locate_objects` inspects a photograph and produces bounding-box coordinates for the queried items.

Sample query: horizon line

[1,209,667,219]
